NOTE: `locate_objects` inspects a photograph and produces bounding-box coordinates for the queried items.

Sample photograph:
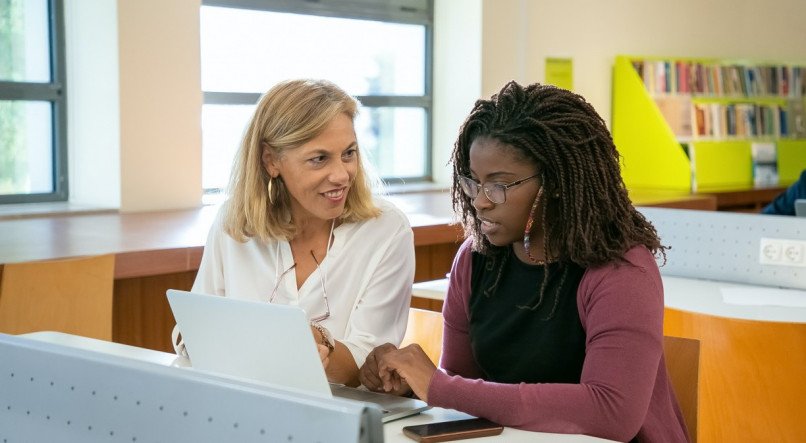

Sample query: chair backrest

[663,335,701,443]
[400,307,443,365]
[0,254,116,340]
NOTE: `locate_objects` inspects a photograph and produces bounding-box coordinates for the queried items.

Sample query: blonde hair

[225,79,381,243]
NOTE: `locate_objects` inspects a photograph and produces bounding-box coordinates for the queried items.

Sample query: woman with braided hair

[359,82,689,442]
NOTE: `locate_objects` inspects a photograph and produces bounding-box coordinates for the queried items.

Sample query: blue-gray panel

[639,207,806,290]
[0,334,382,442]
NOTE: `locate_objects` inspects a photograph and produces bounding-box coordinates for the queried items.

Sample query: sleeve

[191,210,226,296]
[340,217,415,368]
[437,238,483,379]
[762,169,806,215]
[428,249,665,443]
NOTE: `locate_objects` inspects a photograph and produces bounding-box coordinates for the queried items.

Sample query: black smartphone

[402,418,504,442]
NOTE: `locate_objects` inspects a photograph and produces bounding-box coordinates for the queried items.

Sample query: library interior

[1,0,805,442]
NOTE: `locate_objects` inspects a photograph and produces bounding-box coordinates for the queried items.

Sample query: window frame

[201,0,434,192]
[0,0,68,204]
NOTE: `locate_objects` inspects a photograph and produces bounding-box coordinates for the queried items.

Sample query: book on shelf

[631,59,806,98]
[613,55,806,193]
[688,102,788,139]
[655,95,692,137]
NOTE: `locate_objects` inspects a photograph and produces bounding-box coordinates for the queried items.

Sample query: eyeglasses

[458,174,539,204]
[269,250,331,322]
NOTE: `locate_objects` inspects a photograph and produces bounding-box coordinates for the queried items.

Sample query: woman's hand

[311,325,332,369]
[317,344,331,369]
[359,343,412,396]
[310,325,359,386]
[377,344,437,402]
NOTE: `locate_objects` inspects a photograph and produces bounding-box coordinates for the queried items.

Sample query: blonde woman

[183,79,415,386]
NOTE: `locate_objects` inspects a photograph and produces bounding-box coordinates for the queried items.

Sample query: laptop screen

[167,289,332,398]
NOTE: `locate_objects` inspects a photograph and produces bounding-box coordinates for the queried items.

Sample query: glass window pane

[202,105,427,190]
[0,100,53,195]
[202,104,256,191]
[0,0,51,82]
[356,107,426,179]
[200,6,425,96]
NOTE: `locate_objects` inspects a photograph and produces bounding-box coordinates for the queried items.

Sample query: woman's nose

[329,160,351,185]
[472,188,494,211]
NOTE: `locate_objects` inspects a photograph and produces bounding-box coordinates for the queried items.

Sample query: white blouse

[191,197,415,367]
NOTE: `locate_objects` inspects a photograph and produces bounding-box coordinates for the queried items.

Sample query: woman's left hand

[377,344,437,402]
[317,344,331,369]
[311,325,332,369]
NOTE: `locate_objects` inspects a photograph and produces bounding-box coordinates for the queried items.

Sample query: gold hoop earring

[267,177,274,205]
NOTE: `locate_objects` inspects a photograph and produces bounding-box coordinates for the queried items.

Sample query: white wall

[64,0,120,208]
[117,0,202,212]
[64,0,202,212]
[482,0,806,125]
[62,0,806,211]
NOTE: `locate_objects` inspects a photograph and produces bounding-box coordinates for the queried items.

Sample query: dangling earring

[267,176,275,205]
[523,187,543,264]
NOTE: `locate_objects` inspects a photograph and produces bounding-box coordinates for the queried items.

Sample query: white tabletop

[22,331,613,442]
[413,275,806,323]
[384,407,613,442]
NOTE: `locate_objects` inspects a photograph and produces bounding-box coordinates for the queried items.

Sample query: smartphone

[402,418,504,442]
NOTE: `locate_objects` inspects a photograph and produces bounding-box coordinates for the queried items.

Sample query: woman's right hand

[359,343,412,396]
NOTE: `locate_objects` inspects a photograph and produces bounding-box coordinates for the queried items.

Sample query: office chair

[0,254,116,340]
[400,307,444,365]
[662,335,701,443]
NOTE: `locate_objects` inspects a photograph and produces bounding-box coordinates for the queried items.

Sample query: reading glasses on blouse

[269,250,331,323]
[459,174,539,204]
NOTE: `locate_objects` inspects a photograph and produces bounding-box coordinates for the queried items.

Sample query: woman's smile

[322,187,348,203]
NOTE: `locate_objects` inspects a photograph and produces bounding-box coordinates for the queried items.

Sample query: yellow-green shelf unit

[612,55,806,192]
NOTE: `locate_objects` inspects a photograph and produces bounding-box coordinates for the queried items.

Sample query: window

[200,0,433,194]
[0,0,67,204]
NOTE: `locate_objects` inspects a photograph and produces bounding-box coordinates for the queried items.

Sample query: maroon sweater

[428,238,689,442]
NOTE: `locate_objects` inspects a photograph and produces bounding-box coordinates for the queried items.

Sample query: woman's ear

[261,142,278,177]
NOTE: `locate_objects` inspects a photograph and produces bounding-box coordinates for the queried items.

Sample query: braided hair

[451,81,666,316]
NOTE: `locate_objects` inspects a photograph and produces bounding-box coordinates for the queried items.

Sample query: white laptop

[166,289,429,423]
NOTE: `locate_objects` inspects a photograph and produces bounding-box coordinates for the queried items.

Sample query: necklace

[275,218,336,288]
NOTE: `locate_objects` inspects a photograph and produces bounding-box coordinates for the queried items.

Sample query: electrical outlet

[782,241,804,265]
[760,237,806,267]
[760,238,782,263]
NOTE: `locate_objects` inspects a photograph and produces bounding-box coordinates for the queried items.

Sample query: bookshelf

[612,55,806,193]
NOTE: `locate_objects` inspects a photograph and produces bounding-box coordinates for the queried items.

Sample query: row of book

[632,59,806,98]
[692,102,785,138]
[655,96,806,139]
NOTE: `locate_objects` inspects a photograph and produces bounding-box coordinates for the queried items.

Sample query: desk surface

[0,191,714,279]
[413,275,806,323]
[0,193,460,279]
[694,184,787,212]
[21,332,612,442]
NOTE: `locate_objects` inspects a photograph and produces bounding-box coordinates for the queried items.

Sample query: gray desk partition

[0,334,382,442]
[639,207,806,290]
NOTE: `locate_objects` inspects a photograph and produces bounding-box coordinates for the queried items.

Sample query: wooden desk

[661,277,806,443]
[629,189,717,211]
[0,191,715,352]
[695,184,787,212]
[413,276,806,443]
